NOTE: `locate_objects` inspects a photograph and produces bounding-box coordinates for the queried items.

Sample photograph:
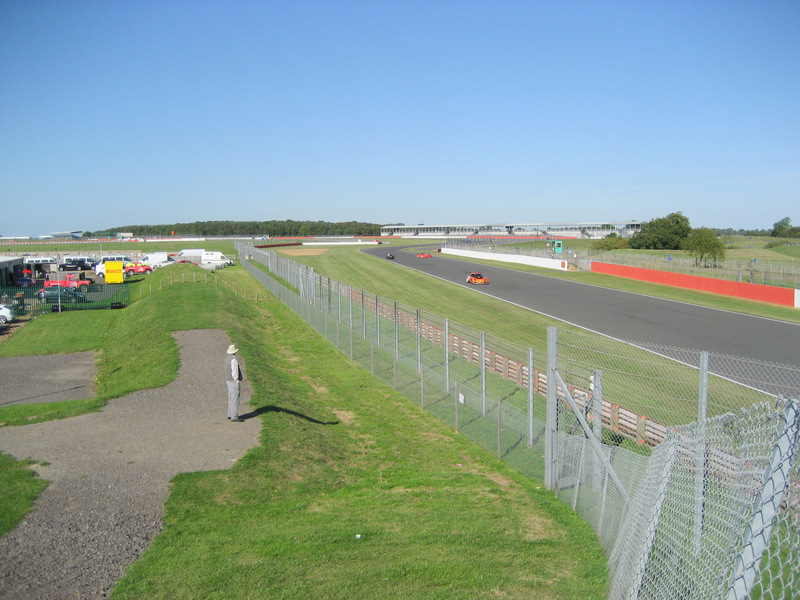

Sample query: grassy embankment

[0,262,608,599]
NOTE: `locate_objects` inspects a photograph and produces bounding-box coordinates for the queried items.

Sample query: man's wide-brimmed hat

[227,344,239,355]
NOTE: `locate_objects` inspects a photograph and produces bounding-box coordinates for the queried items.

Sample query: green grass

[0,263,608,599]
[0,452,49,536]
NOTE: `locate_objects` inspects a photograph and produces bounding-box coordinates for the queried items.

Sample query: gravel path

[0,351,98,406]
[0,329,261,599]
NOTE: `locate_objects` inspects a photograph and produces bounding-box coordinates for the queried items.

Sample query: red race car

[416,252,433,258]
[466,272,488,285]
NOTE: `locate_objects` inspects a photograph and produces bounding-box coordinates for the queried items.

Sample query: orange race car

[466,272,488,285]
[416,252,433,258]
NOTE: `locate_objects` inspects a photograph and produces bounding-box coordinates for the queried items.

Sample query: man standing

[225,344,243,422]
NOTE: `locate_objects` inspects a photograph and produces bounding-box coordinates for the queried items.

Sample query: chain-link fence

[237,243,799,600]
[0,284,130,317]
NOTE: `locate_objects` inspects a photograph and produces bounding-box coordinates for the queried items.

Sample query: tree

[683,227,726,266]
[629,212,691,250]
[772,217,792,237]
[785,226,800,238]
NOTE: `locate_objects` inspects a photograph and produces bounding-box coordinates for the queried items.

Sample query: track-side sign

[105,261,124,284]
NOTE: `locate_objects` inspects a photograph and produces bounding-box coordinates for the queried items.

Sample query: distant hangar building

[380,221,643,239]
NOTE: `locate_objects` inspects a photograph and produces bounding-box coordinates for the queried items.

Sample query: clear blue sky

[1,1,798,237]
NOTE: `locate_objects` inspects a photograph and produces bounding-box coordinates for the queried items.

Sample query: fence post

[420,362,425,409]
[375,294,380,348]
[694,351,709,556]
[480,331,487,416]
[527,347,534,447]
[394,301,399,362]
[455,381,459,431]
[592,370,604,490]
[545,326,558,490]
[592,370,603,441]
[497,399,502,459]
[444,319,450,395]
[416,309,421,375]
[361,291,366,339]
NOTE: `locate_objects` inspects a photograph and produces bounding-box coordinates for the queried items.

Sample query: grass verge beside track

[279,243,800,325]
[0,264,608,599]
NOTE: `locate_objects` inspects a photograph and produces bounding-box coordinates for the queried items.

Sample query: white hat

[227,344,238,354]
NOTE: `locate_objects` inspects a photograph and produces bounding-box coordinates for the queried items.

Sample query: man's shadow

[238,405,339,425]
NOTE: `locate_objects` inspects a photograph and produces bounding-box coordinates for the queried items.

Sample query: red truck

[43,274,91,289]
[124,262,153,276]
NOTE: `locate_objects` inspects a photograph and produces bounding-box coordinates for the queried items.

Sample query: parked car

[59,257,96,271]
[0,304,14,324]
[466,272,488,285]
[38,287,89,305]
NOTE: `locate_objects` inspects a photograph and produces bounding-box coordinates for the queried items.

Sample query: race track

[363,246,800,369]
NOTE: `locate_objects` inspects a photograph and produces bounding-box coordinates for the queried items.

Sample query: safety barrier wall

[591,261,799,307]
[441,247,569,271]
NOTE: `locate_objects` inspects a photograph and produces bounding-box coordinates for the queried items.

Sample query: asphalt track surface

[364,246,800,370]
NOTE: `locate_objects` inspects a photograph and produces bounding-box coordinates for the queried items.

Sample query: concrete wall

[441,248,569,271]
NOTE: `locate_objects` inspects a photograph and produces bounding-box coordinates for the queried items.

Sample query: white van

[140,252,173,268]
[199,251,233,268]
[177,249,233,268]
[176,249,206,259]
[22,256,58,276]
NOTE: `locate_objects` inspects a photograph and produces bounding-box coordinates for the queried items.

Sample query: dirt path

[0,329,261,599]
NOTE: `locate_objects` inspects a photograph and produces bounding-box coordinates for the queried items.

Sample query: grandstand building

[380,221,642,239]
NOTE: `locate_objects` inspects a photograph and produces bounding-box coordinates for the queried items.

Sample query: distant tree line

[84,220,382,238]
[768,217,800,238]
[716,217,800,238]
[592,213,799,266]
[593,212,725,265]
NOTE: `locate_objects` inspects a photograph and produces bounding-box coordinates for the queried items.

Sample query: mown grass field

[0,262,608,599]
